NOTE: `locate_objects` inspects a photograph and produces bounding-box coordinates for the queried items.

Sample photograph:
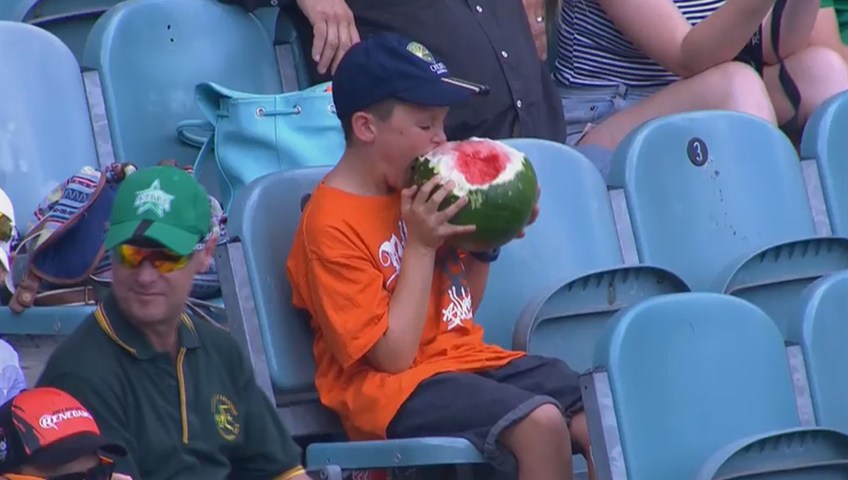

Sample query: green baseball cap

[104,166,211,256]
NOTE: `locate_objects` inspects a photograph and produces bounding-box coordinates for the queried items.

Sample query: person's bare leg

[763,45,848,126]
[500,403,573,480]
[569,412,596,480]
[578,61,777,150]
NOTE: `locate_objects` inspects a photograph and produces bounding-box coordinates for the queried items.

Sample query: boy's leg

[479,356,595,478]
[498,403,574,480]
[386,371,575,480]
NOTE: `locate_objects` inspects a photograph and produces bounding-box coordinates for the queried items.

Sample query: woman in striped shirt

[555,0,848,152]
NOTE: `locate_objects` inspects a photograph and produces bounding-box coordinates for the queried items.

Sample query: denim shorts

[560,83,664,146]
[386,355,584,472]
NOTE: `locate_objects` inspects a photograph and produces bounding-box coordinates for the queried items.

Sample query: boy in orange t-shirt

[286,33,594,480]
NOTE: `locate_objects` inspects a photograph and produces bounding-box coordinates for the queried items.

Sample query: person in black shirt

[226,0,569,144]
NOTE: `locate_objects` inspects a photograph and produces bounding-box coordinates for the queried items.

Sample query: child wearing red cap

[0,387,130,480]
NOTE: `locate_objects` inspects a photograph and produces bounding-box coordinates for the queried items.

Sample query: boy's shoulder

[293,183,368,262]
[300,183,398,249]
[300,183,358,236]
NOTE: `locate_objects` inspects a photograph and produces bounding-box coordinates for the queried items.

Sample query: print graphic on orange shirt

[438,247,473,332]
[377,219,473,332]
[378,220,407,289]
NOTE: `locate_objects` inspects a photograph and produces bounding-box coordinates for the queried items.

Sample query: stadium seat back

[787,270,848,434]
[801,92,848,237]
[608,111,816,292]
[0,0,123,63]
[0,21,99,334]
[593,293,800,479]
[82,0,282,168]
[227,167,327,394]
[0,21,99,230]
[475,139,623,349]
[521,265,688,373]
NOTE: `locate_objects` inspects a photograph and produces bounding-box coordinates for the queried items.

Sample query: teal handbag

[178,81,344,211]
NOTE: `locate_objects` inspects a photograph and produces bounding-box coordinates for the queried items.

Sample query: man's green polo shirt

[36,295,304,480]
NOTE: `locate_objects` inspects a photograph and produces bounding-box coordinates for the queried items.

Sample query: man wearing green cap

[36,166,310,480]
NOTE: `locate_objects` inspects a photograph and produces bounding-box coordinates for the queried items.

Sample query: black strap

[735,26,764,75]
[771,0,803,137]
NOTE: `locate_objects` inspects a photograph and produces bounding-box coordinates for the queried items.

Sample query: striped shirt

[554,0,726,87]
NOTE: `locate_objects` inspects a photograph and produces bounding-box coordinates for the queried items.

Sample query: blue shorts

[560,83,664,146]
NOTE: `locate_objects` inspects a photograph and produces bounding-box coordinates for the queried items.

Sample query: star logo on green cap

[134,179,174,218]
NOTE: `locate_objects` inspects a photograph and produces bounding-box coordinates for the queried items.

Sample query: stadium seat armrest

[712,236,848,293]
[694,427,848,480]
[512,265,688,352]
[305,437,486,470]
[512,277,573,352]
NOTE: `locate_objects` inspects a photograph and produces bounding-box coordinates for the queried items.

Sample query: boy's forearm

[367,244,435,373]
[463,255,490,312]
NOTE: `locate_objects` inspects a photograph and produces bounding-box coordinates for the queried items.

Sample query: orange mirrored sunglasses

[114,244,192,274]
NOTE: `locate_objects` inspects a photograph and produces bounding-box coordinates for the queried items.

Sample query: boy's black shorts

[386,355,583,471]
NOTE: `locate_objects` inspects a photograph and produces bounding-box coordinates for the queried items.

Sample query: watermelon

[412,137,538,251]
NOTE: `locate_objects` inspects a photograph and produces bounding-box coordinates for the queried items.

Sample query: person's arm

[597,0,776,78]
[761,0,821,63]
[365,179,475,373]
[308,178,473,375]
[36,373,141,479]
[810,6,848,62]
[307,250,398,370]
[294,0,360,74]
[228,344,305,480]
[462,255,490,313]
[364,242,438,373]
[522,0,548,59]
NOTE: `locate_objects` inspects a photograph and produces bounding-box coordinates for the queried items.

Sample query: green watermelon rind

[412,153,538,252]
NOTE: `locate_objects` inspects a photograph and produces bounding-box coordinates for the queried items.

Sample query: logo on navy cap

[406,41,448,75]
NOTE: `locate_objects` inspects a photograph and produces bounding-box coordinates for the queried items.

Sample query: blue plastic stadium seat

[218,167,486,476]
[479,139,687,373]
[608,111,848,336]
[0,21,98,334]
[81,0,283,169]
[801,92,848,237]
[0,0,124,63]
[787,271,848,435]
[582,293,848,480]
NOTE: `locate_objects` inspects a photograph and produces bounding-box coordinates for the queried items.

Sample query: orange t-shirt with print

[286,182,524,441]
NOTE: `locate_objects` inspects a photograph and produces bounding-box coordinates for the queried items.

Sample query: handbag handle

[176,119,214,148]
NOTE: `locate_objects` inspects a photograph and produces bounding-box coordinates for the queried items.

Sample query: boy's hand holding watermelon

[401,175,476,252]
[413,138,541,252]
[516,186,541,239]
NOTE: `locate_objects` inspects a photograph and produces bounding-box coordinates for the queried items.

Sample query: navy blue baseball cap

[332,32,489,120]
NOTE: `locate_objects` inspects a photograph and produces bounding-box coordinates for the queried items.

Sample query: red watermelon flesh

[454,141,509,186]
[413,138,538,251]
